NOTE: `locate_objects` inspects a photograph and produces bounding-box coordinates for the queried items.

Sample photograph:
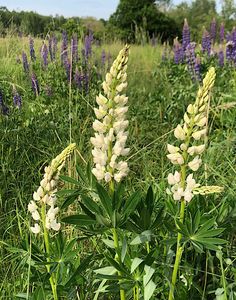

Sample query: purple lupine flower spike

[13,87,22,108]
[0,90,9,115]
[173,38,183,64]
[29,36,36,61]
[220,23,225,43]
[194,56,201,82]
[226,33,233,62]
[84,31,93,60]
[41,42,48,67]
[31,73,40,96]
[49,36,53,62]
[72,34,79,64]
[210,18,216,43]
[218,45,224,67]
[182,18,190,51]
[61,30,68,65]
[186,42,198,81]
[64,57,71,81]
[22,51,29,73]
[202,28,211,55]
[74,67,83,90]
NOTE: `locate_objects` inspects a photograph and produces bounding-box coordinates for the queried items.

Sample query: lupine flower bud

[13,87,22,108]
[220,23,225,43]
[91,45,130,183]
[28,143,76,234]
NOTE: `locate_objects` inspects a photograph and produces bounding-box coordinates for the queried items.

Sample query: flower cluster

[91,45,130,183]
[167,67,221,203]
[28,143,76,234]
[182,18,190,51]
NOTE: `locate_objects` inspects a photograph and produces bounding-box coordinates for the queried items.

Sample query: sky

[0,0,221,20]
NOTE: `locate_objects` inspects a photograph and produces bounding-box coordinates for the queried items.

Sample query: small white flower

[167,153,184,165]
[192,128,207,140]
[196,117,207,127]
[104,172,112,182]
[174,125,186,140]
[167,144,179,154]
[167,171,181,185]
[188,156,202,171]
[32,210,40,221]
[30,223,40,234]
[28,200,38,213]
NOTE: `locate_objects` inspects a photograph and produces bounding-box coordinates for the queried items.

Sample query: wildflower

[173,38,183,64]
[220,23,225,43]
[28,143,76,234]
[91,45,130,183]
[22,51,29,73]
[182,18,190,51]
[0,90,9,116]
[41,42,48,67]
[29,36,36,61]
[84,31,93,60]
[72,34,79,64]
[210,18,216,43]
[31,73,40,96]
[167,67,222,203]
[202,28,211,55]
[13,87,22,108]
[218,45,224,67]
[61,30,68,65]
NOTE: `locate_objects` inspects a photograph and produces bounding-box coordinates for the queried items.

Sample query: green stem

[219,252,227,300]
[168,164,186,300]
[112,227,126,300]
[41,204,58,300]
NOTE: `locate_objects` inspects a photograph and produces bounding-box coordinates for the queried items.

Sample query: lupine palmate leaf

[123,190,141,217]
[177,215,226,252]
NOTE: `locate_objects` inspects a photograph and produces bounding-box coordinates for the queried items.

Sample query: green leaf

[121,238,127,263]
[81,195,101,215]
[130,230,152,245]
[96,182,112,217]
[131,257,143,273]
[65,254,94,287]
[61,190,80,209]
[143,265,155,286]
[62,214,97,226]
[123,190,141,217]
[60,175,80,186]
[145,186,154,215]
[144,279,156,300]
[78,201,96,220]
[94,266,116,275]
[76,164,87,183]
[102,239,115,248]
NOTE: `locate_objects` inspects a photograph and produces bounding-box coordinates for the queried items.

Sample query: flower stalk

[167,67,223,299]
[28,143,76,299]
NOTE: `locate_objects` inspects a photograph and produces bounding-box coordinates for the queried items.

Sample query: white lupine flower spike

[166,67,223,203]
[28,143,76,234]
[91,45,130,184]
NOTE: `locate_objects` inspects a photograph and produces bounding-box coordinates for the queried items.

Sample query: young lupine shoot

[91,45,130,189]
[28,143,76,300]
[167,67,223,300]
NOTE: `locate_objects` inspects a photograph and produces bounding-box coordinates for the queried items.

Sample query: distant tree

[109,0,180,42]
[222,0,236,20]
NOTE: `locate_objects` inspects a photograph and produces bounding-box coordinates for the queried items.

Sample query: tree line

[0,0,235,42]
